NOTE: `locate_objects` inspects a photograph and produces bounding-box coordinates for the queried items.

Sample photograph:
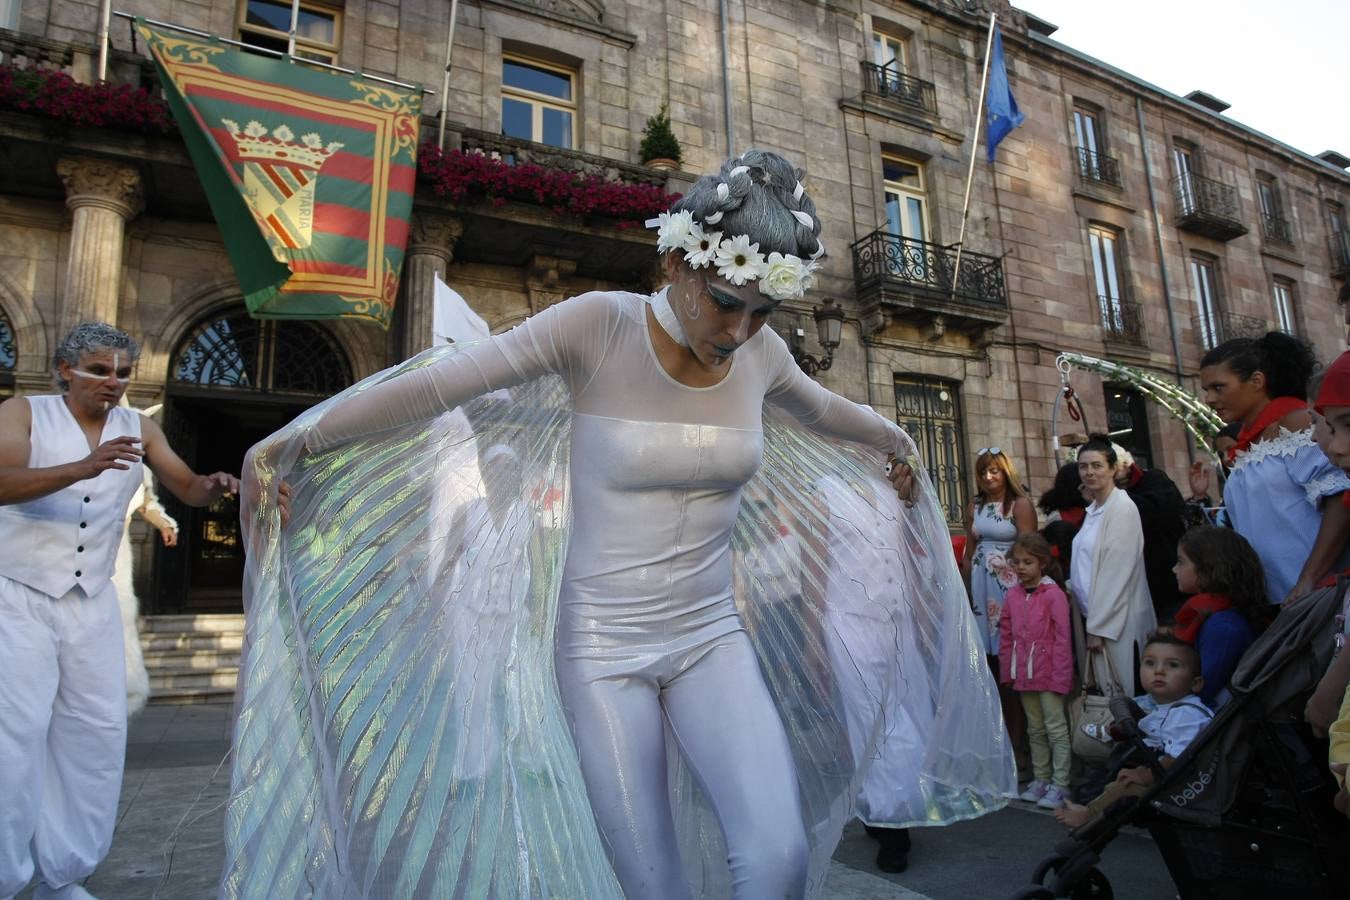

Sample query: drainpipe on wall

[719,0,734,155]
[1136,94,1194,463]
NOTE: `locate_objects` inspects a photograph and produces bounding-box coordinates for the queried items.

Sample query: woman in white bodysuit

[224,151,1012,899]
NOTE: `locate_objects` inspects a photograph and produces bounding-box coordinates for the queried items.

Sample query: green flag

[139,22,422,328]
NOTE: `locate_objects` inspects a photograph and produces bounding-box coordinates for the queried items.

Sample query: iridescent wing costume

[223,291,1014,898]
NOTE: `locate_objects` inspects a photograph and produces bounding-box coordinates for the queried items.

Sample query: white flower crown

[644,208,824,302]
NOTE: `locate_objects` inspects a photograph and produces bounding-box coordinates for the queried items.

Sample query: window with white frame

[1256,174,1291,244]
[1088,225,1126,332]
[237,0,340,63]
[502,56,577,149]
[1272,277,1297,335]
[882,155,928,245]
[1190,254,1222,349]
[872,28,906,71]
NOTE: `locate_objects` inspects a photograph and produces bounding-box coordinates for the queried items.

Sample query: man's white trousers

[0,576,126,898]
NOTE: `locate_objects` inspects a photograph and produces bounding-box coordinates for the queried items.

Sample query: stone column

[56,156,144,332]
[402,212,464,359]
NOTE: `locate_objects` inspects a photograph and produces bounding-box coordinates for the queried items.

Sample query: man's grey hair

[52,321,140,391]
[669,149,824,260]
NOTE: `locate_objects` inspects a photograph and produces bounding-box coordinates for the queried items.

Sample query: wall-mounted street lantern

[790,297,845,376]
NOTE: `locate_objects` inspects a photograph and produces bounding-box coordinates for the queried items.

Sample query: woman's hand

[888,456,917,508]
[1187,460,1211,501]
[1085,633,1104,651]
[278,481,294,527]
[1282,577,1318,608]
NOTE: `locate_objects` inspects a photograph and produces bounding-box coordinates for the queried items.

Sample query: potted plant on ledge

[639,103,682,172]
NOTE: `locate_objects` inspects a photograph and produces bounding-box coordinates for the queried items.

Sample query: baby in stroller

[1056,632,1213,828]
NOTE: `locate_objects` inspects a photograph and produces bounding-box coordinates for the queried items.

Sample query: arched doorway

[153,307,352,612]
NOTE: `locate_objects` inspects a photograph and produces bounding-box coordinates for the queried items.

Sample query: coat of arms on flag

[138,22,423,327]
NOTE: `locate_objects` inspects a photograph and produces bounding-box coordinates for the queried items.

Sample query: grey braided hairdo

[52,321,140,391]
[670,149,824,260]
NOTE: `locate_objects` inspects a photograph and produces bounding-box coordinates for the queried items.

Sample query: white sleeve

[762,330,910,458]
[309,292,620,452]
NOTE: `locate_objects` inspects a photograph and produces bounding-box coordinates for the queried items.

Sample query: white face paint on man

[65,349,134,413]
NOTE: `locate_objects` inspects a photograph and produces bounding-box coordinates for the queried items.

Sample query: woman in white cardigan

[1069,435,1157,694]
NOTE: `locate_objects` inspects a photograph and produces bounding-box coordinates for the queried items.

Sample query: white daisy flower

[714,233,767,286]
[654,209,697,254]
[682,226,722,269]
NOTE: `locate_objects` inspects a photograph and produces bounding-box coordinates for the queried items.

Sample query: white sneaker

[34,882,98,900]
[1037,785,1070,810]
[1018,780,1049,802]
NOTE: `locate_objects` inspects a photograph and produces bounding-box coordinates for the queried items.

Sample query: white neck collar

[651,287,689,347]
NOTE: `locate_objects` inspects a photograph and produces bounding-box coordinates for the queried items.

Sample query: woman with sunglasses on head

[962,447,1038,657]
[962,447,1038,783]
[228,150,1013,899]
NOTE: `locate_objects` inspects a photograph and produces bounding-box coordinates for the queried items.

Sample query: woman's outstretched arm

[309,292,619,452]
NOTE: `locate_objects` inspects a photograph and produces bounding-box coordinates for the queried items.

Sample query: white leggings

[556,629,809,900]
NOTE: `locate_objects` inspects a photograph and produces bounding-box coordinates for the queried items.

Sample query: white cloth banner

[433,274,490,345]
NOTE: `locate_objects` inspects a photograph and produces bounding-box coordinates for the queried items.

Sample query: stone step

[149,667,241,692]
[141,632,244,653]
[139,614,245,635]
[141,649,241,671]
[147,686,235,706]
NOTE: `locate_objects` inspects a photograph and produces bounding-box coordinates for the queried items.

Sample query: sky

[1018,0,1348,160]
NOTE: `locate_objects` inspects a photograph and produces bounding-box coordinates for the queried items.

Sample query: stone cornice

[837,98,966,146]
[477,0,637,48]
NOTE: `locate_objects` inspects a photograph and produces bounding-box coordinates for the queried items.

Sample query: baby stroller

[1009,580,1350,899]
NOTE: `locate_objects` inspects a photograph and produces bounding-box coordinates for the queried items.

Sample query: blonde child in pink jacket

[1000,532,1074,810]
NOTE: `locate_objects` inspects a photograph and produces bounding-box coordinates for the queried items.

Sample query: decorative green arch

[1057,352,1224,459]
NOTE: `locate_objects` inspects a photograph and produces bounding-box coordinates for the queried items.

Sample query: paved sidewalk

[19,704,1174,899]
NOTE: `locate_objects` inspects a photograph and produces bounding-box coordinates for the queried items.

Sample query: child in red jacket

[1000,532,1074,810]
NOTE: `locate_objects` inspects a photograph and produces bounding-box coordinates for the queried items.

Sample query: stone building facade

[1,0,1347,611]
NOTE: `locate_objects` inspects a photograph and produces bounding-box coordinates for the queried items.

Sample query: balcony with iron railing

[1260,213,1293,246]
[1171,172,1247,241]
[851,229,1008,334]
[1076,147,1122,189]
[1098,294,1147,347]
[859,61,938,117]
[1330,231,1350,279]
[1192,310,1268,350]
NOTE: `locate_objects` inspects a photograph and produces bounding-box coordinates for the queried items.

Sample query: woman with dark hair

[1069,435,1156,694]
[1171,526,1266,707]
[1200,332,1350,606]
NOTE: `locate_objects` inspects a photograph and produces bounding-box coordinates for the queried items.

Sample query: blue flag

[985,26,1024,161]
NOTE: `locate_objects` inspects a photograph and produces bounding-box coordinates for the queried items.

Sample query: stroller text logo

[1169,770,1212,806]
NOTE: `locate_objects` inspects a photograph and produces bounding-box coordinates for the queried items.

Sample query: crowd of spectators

[963,331,1350,842]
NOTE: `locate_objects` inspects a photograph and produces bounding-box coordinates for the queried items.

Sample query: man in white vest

[0,322,260,900]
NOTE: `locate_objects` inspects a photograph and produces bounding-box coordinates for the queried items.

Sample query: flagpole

[96,0,112,81]
[437,0,461,149]
[286,0,300,57]
[950,11,997,304]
